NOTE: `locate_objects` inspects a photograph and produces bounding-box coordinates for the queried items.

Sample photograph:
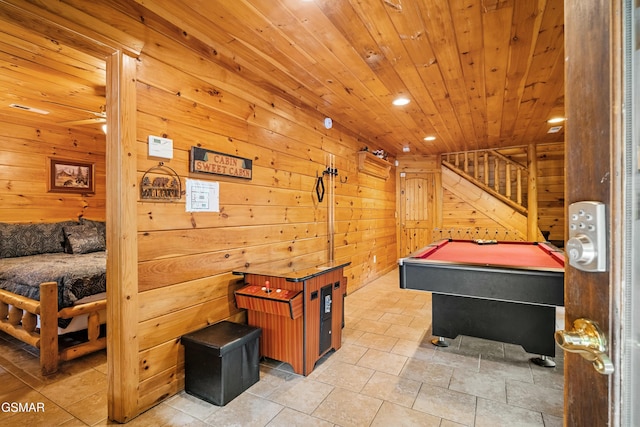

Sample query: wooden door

[563,0,625,424]
[399,172,435,256]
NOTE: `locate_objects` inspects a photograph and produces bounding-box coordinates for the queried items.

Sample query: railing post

[493,157,499,192]
[484,153,489,186]
[505,163,512,199]
[516,168,523,205]
[473,152,479,180]
[527,144,539,240]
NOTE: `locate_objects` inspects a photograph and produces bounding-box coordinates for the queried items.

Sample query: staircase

[441,148,545,242]
[442,149,528,215]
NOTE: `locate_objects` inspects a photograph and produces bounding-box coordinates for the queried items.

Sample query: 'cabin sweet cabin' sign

[190,147,252,180]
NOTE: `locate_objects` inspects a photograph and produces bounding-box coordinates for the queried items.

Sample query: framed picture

[48,158,95,194]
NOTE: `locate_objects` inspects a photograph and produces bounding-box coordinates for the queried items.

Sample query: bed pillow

[79,218,106,242]
[0,221,78,258]
[63,224,106,254]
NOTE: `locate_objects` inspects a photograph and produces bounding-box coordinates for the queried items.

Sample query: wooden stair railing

[442,150,528,215]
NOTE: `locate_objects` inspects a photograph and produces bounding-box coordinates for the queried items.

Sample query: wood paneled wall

[0,115,106,223]
[128,12,397,413]
[0,3,396,419]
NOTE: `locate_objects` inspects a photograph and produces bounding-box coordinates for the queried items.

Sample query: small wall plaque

[148,135,173,159]
[140,163,182,201]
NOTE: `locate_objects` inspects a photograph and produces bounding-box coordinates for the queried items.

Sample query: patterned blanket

[0,252,106,309]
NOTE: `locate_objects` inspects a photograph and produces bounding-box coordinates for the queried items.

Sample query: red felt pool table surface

[414,239,564,270]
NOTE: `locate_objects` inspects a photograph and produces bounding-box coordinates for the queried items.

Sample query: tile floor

[0,268,564,426]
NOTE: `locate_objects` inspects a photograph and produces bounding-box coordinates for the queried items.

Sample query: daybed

[0,219,107,375]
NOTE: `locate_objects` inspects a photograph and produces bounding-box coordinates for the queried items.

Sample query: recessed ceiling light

[402,146,410,152]
[547,117,565,124]
[392,97,410,106]
[548,126,563,133]
[423,135,436,141]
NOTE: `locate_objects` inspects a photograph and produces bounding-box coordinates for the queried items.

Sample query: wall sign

[140,162,182,201]
[185,179,219,212]
[190,147,252,179]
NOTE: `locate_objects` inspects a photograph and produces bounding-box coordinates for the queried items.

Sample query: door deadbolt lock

[567,201,607,272]
[554,318,614,375]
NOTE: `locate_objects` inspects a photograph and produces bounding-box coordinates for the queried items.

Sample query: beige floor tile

[266,407,333,427]
[328,342,368,365]
[432,348,481,372]
[345,307,383,322]
[246,364,297,399]
[164,390,220,421]
[378,312,414,326]
[370,301,405,315]
[0,389,74,427]
[542,412,563,427]
[440,420,468,427]
[503,342,535,362]
[312,387,382,427]
[39,368,107,408]
[475,397,544,427]
[350,318,392,335]
[353,331,398,352]
[408,315,433,329]
[506,378,563,418]
[0,369,28,396]
[531,363,564,390]
[65,389,109,426]
[126,402,206,427]
[480,356,534,383]
[203,392,283,426]
[340,326,366,344]
[370,401,441,427]
[268,376,333,414]
[413,385,477,426]
[399,358,453,388]
[313,360,374,392]
[361,371,421,407]
[457,336,505,358]
[383,323,428,342]
[390,338,436,361]
[304,353,337,380]
[356,348,408,376]
[449,368,507,403]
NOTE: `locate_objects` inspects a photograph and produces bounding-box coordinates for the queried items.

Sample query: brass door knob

[554,318,614,375]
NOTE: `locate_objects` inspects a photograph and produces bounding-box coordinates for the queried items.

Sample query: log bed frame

[0,281,106,375]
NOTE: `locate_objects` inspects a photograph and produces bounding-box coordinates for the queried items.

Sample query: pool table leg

[531,355,556,367]
[431,336,449,347]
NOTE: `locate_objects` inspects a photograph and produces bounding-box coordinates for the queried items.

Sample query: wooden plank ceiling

[0,0,564,156]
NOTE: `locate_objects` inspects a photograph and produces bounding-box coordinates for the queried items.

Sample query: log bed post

[39,281,59,375]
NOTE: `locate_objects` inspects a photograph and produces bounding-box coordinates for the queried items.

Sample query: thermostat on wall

[148,135,173,159]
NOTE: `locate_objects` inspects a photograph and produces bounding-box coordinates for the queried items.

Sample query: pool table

[399,239,564,364]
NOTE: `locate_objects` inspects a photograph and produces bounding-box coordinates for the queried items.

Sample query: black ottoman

[182,321,261,406]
